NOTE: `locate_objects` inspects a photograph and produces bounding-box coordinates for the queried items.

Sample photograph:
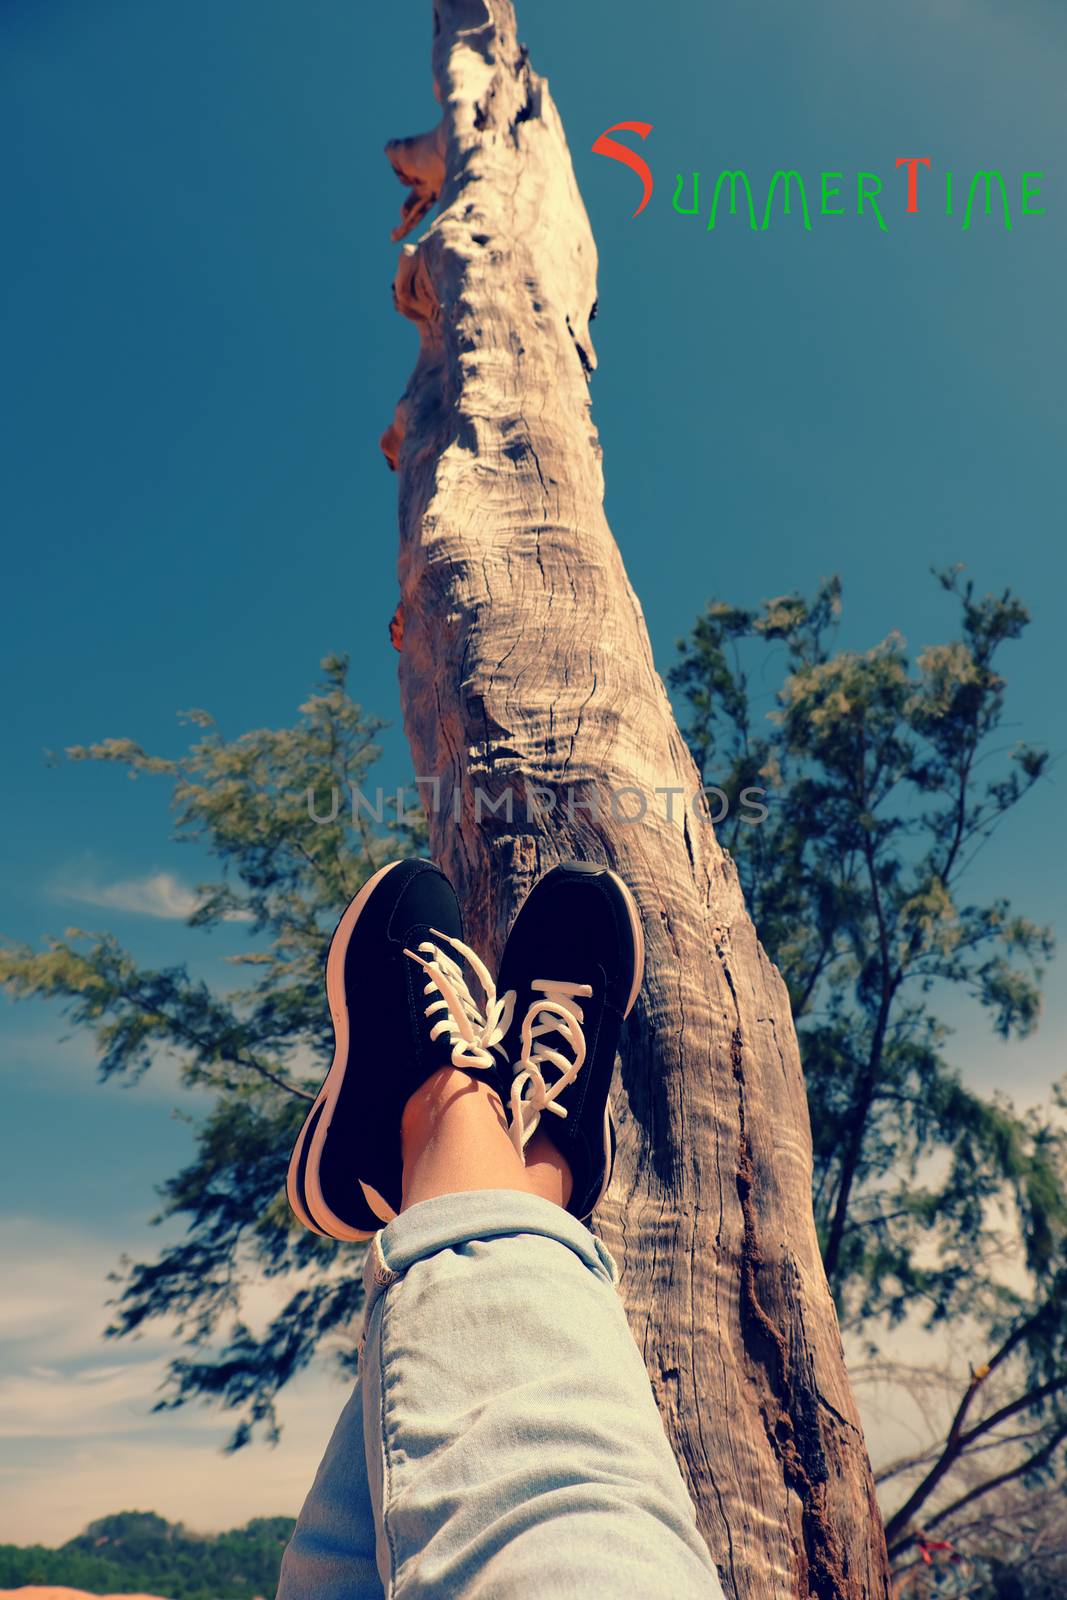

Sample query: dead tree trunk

[380,4,890,1595]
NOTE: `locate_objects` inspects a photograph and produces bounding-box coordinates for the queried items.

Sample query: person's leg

[285,859,722,1597]
[398,1067,572,1211]
[279,859,584,1600]
[276,1370,383,1600]
[357,1074,723,1600]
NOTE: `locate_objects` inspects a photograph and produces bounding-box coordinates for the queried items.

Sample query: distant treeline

[0,1509,295,1599]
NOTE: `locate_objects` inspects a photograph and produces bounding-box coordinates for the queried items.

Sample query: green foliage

[672,569,1067,1537]
[0,1509,296,1599]
[671,570,1057,1304]
[0,655,418,1445]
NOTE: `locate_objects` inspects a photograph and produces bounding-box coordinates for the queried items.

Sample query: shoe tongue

[399,922,459,967]
[388,868,462,947]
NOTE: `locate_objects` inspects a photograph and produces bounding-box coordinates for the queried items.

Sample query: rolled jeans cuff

[361,1187,618,1332]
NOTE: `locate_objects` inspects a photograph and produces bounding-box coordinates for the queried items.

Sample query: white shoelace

[404,930,514,1073]
[507,978,593,1157]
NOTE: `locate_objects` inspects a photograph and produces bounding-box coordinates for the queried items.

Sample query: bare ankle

[522,1129,574,1210]
[401,1068,501,1137]
[399,1069,529,1211]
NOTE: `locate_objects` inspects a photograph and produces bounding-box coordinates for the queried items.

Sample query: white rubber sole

[287,859,407,1242]
[285,1099,329,1238]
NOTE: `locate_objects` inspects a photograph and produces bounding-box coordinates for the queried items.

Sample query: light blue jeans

[277,1190,723,1599]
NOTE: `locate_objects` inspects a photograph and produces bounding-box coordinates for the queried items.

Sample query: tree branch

[888,1421,1067,1556]
[883,1306,1059,1545]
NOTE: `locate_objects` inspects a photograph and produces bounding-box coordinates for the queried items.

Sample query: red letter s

[592,121,654,218]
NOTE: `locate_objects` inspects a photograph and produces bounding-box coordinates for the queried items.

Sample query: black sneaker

[496,862,644,1222]
[287,858,511,1241]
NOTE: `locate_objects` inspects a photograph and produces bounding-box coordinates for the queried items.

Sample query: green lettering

[673,172,700,216]
[820,172,845,216]
[761,170,812,231]
[963,170,1013,231]
[707,169,757,230]
[945,170,953,216]
[1022,171,1045,216]
[857,172,888,231]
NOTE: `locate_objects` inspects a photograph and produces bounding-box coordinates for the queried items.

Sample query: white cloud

[0,1216,358,1544]
[58,870,200,920]
[0,1361,166,1440]
[0,1381,340,1544]
[52,870,251,923]
[0,1217,153,1360]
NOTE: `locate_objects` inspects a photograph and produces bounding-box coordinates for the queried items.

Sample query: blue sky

[2,0,1064,1543]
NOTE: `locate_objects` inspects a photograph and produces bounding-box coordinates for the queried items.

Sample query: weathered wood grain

[380,4,891,1594]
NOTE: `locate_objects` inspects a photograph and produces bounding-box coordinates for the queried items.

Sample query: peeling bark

[379,4,891,1595]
